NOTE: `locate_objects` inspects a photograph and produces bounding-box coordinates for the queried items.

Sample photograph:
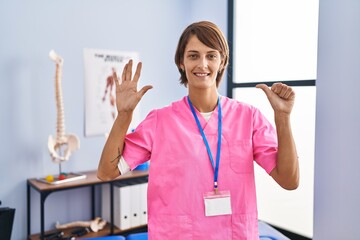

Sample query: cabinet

[27,170,148,240]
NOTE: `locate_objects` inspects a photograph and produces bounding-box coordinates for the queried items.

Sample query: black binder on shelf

[0,207,15,240]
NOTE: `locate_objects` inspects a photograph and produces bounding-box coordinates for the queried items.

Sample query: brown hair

[174,21,229,87]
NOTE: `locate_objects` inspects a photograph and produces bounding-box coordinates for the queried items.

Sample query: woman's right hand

[113,59,153,114]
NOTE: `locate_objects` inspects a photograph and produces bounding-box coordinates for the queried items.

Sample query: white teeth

[195,73,209,77]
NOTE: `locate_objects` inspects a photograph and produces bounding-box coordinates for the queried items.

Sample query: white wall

[0,0,227,239]
[314,0,360,239]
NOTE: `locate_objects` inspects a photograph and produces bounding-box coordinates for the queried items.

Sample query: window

[228,0,318,91]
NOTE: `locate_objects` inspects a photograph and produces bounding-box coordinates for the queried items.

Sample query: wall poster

[83,48,140,137]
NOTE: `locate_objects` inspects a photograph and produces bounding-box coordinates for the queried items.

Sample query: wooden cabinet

[27,170,148,239]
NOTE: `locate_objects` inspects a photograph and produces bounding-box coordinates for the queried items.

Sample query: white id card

[203,190,232,217]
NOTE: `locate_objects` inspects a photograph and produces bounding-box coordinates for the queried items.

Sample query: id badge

[203,190,232,217]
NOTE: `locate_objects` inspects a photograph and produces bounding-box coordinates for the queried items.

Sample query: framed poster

[83,48,140,137]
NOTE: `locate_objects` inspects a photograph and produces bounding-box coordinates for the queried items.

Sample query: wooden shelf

[27,170,149,239]
[28,223,115,240]
[28,170,149,192]
[28,223,148,239]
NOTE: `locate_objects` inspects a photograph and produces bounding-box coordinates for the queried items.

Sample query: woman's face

[181,35,223,90]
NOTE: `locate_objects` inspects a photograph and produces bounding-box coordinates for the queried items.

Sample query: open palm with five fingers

[113,59,153,114]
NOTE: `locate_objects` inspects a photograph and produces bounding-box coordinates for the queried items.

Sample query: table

[27,170,148,239]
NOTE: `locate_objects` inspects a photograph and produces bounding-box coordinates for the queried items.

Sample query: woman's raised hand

[256,83,295,116]
[113,60,153,114]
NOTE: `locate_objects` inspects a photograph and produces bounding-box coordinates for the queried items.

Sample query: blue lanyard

[187,96,222,192]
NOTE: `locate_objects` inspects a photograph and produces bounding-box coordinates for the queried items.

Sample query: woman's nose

[198,56,208,68]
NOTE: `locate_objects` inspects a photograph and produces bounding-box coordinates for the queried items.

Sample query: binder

[101,180,148,230]
[139,183,148,226]
[129,181,148,228]
[129,184,141,228]
[117,184,132,230]
[102,183,131,230]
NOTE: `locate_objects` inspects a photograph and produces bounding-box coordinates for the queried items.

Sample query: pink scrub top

[122,96,278,240]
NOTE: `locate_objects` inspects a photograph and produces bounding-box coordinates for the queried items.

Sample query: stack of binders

[102,180,148,231]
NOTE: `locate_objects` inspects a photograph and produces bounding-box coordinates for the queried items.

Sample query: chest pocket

[229,139,254,174]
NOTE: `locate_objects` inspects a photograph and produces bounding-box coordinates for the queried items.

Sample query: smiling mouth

[194,73,210,77]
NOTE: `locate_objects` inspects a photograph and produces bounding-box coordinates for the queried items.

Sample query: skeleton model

[55,217,107,232]
[48,50,80,164]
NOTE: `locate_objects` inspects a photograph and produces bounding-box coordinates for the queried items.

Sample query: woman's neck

[188,88,219,113]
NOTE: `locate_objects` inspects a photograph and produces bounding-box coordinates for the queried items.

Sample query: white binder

[101,183,132,230]
[130,184,141,228]
[139,182,148,226]
[117,184,132,230]
[101,180,148,230]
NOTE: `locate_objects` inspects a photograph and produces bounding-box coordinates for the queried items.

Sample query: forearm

[97,111,132,181]
[272,113,299,190]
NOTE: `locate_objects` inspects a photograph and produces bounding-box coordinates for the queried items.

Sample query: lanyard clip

[214,182,218,194]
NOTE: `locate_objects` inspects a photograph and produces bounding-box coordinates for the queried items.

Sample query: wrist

[115,111,133,125]
[274,112,291,127]
[275,111,291,119]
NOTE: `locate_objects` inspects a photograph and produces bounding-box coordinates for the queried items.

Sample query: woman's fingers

[114,60,152,112]
[118,60,150,97]
[125,59,133,81]
[121,59,143,83]
[121,63,127,82]
[271,83,294,100]
[133,62,142,83]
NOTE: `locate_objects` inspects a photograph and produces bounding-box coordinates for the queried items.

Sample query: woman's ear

[218,65,223,73]
[219,59,225,72]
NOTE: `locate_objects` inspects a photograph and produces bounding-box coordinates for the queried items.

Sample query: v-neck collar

[184,96,222,135]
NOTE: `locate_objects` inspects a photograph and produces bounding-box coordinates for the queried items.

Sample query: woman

[98,21,299,239]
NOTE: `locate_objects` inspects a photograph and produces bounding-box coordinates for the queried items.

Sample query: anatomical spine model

[48,50,80,163]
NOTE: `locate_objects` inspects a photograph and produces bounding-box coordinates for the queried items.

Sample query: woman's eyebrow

[186,50,218,54]
[186,50,199,53]
[207,51,219,55]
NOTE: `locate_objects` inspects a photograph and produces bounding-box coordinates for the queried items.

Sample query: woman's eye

[189,54,197,59]
[208,54,217,59]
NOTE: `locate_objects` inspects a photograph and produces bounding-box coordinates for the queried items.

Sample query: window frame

[226,0,316,98]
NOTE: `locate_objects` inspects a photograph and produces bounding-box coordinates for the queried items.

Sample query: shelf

[28,170,149,192]
[28,223,148,240]
[28,223,115,239]
[27,170,149,239]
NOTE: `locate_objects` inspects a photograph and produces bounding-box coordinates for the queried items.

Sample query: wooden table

[27,170,148,239]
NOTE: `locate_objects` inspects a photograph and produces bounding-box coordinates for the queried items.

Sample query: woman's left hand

[256,83,295,115]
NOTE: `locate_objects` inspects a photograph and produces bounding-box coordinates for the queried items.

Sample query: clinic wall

[313,0,360,239]
[0,0,227,239]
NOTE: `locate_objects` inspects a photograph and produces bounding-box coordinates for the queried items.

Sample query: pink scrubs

[122,96,278,240]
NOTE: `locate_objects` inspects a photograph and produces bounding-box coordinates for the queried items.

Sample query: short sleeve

[252,108,278,174]
[122,109,157,170]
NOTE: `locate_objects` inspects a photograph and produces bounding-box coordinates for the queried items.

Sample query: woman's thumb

[139,85,153,97]
[256,84,272,98]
